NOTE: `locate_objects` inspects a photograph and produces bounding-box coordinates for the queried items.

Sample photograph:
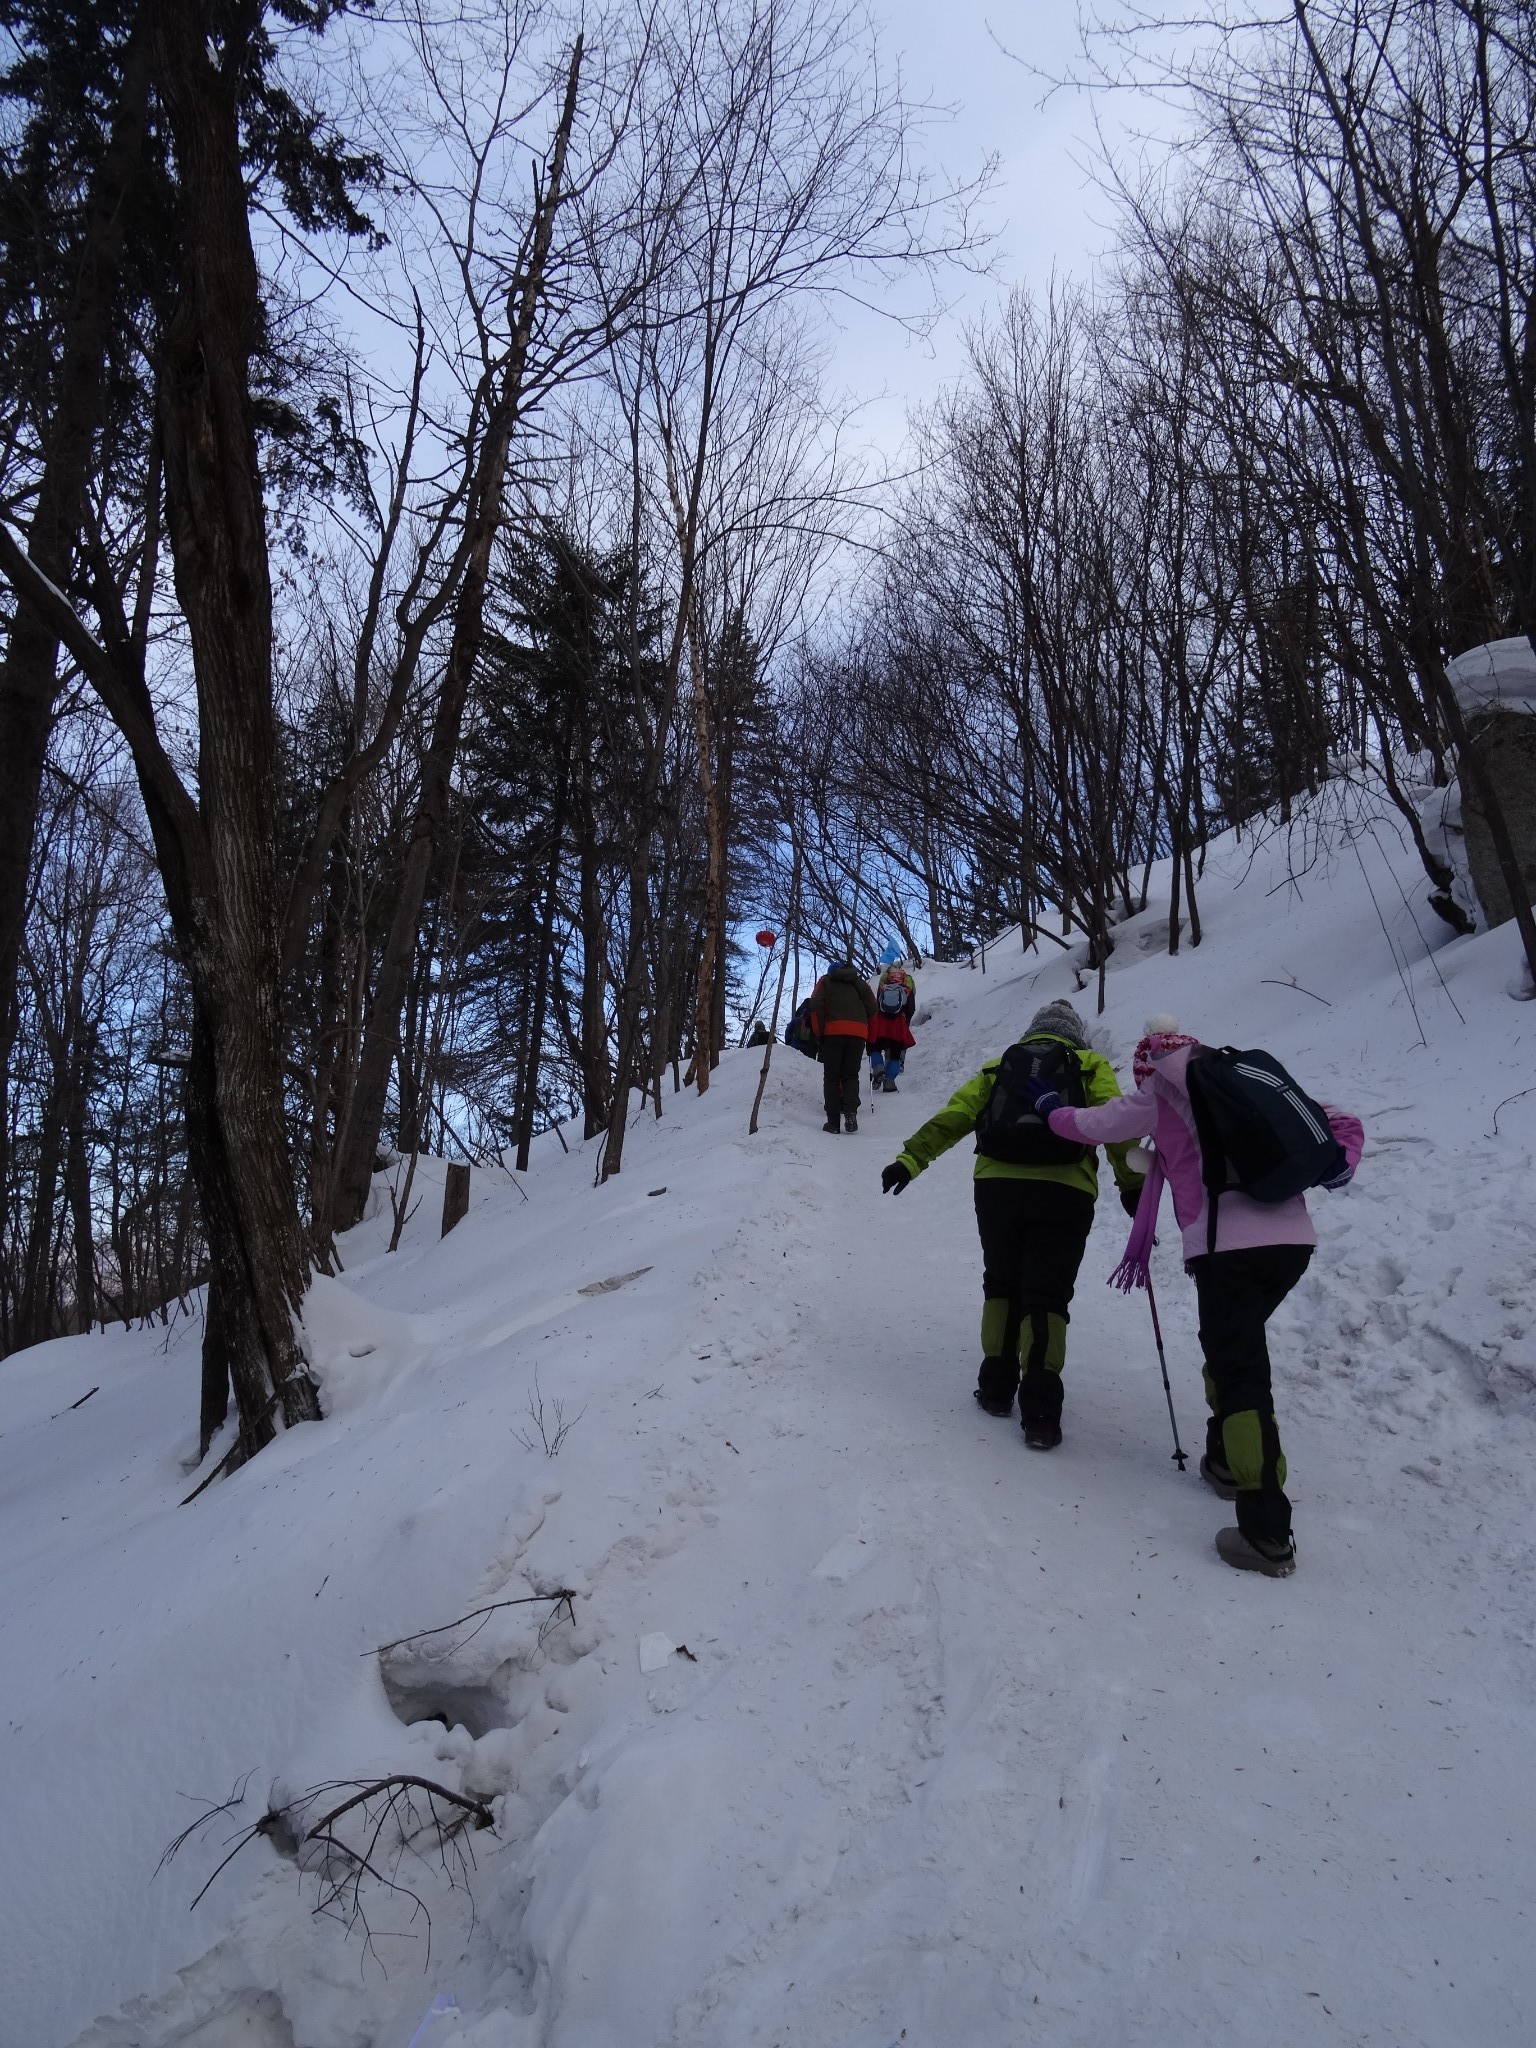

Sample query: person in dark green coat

[808,962,876,1132]
[879,999,1144,1447]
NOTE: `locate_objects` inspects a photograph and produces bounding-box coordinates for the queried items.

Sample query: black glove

[1119,1182,1145,1218]
[881,1160,912,1195]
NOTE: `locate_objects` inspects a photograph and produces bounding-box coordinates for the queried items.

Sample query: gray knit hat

[1025,999,1088,1046]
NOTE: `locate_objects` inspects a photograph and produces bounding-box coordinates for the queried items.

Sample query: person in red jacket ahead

[1037,1017,1364,1579]
[869,962,917,1093]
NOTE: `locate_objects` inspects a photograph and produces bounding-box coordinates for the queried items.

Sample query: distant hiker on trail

[869,962,917,1094]
[1037,1016,1364,1579]
[808,961,876,1133]
[878,999,1145,1448]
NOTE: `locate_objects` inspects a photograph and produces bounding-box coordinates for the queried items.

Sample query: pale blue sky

[823,0,1174,452]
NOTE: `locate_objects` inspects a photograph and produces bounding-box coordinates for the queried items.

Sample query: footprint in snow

[813,1533,871,1582]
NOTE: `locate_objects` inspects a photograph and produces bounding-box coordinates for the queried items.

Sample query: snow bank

[1446,634,1536,718]
[4,790,1536,2048]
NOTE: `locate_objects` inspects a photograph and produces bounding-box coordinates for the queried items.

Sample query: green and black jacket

[896,1033,1143,1200]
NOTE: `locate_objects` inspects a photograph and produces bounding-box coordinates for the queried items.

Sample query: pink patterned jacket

[1048,1041,1365,1262]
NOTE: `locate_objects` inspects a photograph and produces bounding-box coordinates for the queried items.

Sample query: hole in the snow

[379,1665,512,1740]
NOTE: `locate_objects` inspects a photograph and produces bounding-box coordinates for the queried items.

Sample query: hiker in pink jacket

[1031,1018,1364,1578]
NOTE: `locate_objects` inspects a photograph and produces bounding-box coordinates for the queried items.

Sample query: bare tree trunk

[749,845,800,1136]
[1167,815,1183,956]
[1182,840,1202,947]
[64,1052,96,1331]
[15,1079,64,1348]
[182,999,264,1459]
[152,0,318,1432]
[689,616,727,1092]
[517,791,567,1172]
[577,823,610,1137]
[305,829,351,1263]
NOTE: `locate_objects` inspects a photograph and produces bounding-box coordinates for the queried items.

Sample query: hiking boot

[882,1076,898,1093]
[1215,1526,1296,1577]
[1018,1362,1064,1442]
[976,1356,1017,1416]
[1199,1452,1239,1500]
[844,1113,858,1134]
[823,1118,840,1134]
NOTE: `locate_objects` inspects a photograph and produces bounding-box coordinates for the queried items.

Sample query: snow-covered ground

[4,796,1536,2048]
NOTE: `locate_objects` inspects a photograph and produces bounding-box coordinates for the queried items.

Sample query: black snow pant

[821,1038,864,1125]
[972,1178,1095,1422]
[1188,1243,1312,1546]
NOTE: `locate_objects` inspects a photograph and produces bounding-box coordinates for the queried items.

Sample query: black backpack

[1185,1046,1347,1252]
[973,1038,1089,1167]
[783,997,819,1059]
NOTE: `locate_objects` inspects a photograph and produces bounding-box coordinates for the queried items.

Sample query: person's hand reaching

[1024,1075,1061,1117]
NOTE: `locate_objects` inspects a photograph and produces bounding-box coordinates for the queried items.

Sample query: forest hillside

[4,798,1534,2048]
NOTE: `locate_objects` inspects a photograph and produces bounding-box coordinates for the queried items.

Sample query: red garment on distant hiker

[868,1010,915,1052]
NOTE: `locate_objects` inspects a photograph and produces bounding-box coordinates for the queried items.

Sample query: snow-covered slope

[4,800,1536,2048]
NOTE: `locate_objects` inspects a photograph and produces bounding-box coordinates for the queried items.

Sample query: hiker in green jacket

[879,999,1144,1448]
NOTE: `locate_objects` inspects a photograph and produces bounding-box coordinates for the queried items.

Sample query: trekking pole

[1144,1272,1188,1471]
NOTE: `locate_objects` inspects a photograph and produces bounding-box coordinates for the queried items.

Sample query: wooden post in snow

[442,1163,470,1237]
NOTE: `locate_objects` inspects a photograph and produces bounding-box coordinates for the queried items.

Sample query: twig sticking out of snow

[369,1589,578,1659]
[1260,976,1332,1006]
[154,1774,256,1885]
[1352,838,1427,1046]
[1490,1086,1536,1137]
[47,1386,99,1420]
[512,1370,584,1456]
[387,1153,423,1253]
[1367,821,1467,1026]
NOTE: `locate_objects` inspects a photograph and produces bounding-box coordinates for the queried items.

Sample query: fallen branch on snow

[158,1773,495,1966]
[369,1588,579,1658]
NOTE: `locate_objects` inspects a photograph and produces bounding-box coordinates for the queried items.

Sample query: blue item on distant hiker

[878,980,906,1015]
[1185,1046,1349,1253]
[1023,1076,1062,1116]
[784,996,819,1058]
[880,941,902,966]
[973,1038,1087,1166]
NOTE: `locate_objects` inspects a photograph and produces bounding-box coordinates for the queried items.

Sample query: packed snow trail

[3,807,1535,2047]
